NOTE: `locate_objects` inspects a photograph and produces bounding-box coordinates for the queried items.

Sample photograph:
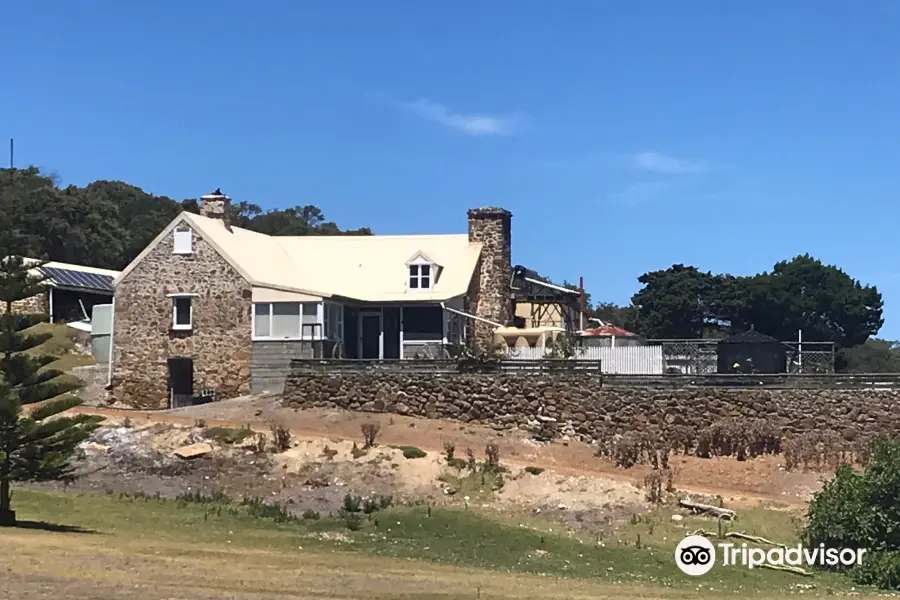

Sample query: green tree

[804,437,900,589]
[627,256,883,345]
[0,254,101,525]
[629,265,726,338]
[736,255,883,347]
[0,167,373,273]
[838,339,900,373]
[589,302,638,329]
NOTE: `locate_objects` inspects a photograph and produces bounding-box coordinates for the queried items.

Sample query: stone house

[109,190,525,409]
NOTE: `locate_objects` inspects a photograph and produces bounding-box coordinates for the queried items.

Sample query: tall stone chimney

[199,188,232,231]
[466,207,513,355]
[199,188,230,219]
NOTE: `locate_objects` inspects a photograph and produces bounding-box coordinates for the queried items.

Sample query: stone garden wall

[282,368,900,443]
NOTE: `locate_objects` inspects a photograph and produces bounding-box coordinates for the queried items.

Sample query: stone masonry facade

[110,220,252,409]
[0,291,49,315]
[466,207,513,355]
[283,369,900,444]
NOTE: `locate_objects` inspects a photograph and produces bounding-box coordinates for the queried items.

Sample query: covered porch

[340,298,465,359]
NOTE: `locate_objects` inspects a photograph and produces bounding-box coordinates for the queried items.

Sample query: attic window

[409,264,431,290]
[173,226,193,254]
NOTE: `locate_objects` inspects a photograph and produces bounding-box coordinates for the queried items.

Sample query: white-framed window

[409,264,432,290]
[171,296,193,330]
[253,302,323,340]
[173,226,193,254]
[324,302,344,341]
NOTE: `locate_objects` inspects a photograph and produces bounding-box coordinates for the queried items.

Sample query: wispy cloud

[399,98,523,137]
[607,180,678,205]
[632,151,709,175]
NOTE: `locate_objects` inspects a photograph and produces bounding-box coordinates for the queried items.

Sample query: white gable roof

[115,212,482,303]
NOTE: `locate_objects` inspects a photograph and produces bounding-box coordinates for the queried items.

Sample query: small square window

[173,226,193,254]
[172,297,192,330]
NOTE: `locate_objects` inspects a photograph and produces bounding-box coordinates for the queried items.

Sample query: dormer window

[406,250,440,291]
[409,264,431,289]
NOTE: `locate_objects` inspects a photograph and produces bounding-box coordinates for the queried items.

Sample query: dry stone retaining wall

[282,370,900,443]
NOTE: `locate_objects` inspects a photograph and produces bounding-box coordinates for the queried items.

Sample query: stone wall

[467,207,513,355]
[71,364,110,406]
[110,219,252,409]
[282,369,900,443]
[251,340,334,394]
[0,291,49,315]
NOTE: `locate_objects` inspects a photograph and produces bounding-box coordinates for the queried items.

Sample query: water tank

[90,304,113,362]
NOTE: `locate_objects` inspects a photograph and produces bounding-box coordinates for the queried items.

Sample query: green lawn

[6,488,879,598]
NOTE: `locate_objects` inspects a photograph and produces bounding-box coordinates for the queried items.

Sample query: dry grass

[1,489,883,599]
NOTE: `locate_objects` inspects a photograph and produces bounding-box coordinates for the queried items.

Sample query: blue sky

[3,1,900,336]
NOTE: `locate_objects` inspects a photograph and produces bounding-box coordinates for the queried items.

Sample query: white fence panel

[504,345,665,374]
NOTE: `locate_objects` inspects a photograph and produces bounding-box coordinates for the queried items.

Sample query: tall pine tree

[0,253,102,525]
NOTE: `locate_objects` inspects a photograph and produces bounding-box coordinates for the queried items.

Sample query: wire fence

[502,339,836,374]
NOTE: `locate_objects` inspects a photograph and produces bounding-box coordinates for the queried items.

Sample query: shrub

[205,426,253,445]
[600,432,646,469]
[241,497,295,524]
[363,497,379,514]
[350,442,367,459]
[524,466,544,476]
[784,430,856,472]
[401,446,426,459]
[344,512,362,531]
[176,489,230,504]
[695,418,782,461]
[269,423,291,452]
[301,509,320,520]
[361,422,380,448]
[447,457,468,469]
[443,439,456,462]
[484,443,501,471]
[342,493,362,513]
[804,436,900,590]
[466,447,477,470]
[643,471,665,504]
[252,433,266,454]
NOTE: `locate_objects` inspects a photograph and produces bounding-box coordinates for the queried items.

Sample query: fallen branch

[686,530,813,577]
[689,529,786,548]
[759,563,813,577]
[678,499,737,520]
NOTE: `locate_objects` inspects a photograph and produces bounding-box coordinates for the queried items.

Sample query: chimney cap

[467,207,512,219]
[200,188,229,200]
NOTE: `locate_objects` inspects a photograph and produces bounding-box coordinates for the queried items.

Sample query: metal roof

[40,266,115,293]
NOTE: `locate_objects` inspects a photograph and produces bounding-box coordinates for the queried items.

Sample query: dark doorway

[167,357,194,408]
[360,312,381,359]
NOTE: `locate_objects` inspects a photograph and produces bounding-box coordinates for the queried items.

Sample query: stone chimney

[466,207,513,355]
[199,188,230,219]
[199,188,232,231]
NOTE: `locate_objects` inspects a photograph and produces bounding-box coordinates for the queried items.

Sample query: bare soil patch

[73,394,826,506]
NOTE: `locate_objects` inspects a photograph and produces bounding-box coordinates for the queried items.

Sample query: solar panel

[40,266,114,292]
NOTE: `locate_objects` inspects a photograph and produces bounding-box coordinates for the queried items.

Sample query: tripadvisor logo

[675,534,867,575]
